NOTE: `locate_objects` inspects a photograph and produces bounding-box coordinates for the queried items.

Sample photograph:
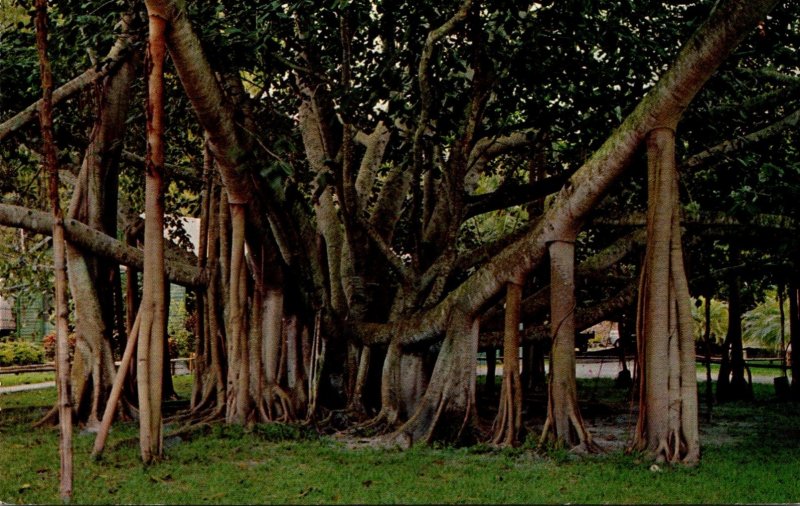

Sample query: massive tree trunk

[384,311,479,447]
[541,239,595,452]
[633,127,699,464]
[51,13,137,428]
[35,0,72,499]
[136,9,168,463]
[491,277,524,446]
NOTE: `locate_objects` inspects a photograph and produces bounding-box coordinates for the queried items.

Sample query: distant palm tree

[691,297,728,345]
[743,289,789,353]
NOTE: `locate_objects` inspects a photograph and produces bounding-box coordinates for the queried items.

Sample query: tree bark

[384,311,479,447]
[136,9,168,463]
[633,127,699,464]
[541,239,595,452]
[790,285,800,401]
[224,203,252,424]
[716,262,752,402]
[491,277,524,446]
[0,204,203,287]
[35,0,72,498]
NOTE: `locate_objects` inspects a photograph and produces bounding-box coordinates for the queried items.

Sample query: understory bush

[41,333,76,362]
[0,340,45,366]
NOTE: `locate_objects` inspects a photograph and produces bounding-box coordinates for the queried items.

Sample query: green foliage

[691,297,728,344]
[742,289,790,352]
[0,340,45,366]
[167,297,194,359]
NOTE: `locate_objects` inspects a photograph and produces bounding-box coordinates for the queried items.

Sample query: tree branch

[0,28,133,143]
[464,129,539,193]
[683,107,800,169]
[464,171,572,219]
[0,203,204,287]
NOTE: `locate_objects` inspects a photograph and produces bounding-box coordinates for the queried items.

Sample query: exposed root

[260,384,296,423]
[354,407,400,433]
[539,409,601,454]
[33,405,59,427]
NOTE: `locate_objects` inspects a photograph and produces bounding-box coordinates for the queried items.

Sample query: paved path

[482,358,782,384]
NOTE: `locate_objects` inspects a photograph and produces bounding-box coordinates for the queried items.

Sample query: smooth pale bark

[354,122,391,215]
[197,185,226,414]
[225,203,251,424]
[633,127,699,464]
[541,239,595,451]
[137,11,168,463]
[92,310,141,459]
[491,277,524,446]
[35,0,72,498]
[482,229,647,333]
[385,312,479,447]
[0,204,203,287]
[65,36,136,416]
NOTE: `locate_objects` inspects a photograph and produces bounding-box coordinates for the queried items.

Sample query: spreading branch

[0,29,132,142]
[0,203,204,287]
[684,107,800,169]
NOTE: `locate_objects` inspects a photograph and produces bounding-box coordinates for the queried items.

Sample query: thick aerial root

[490,380,523,446]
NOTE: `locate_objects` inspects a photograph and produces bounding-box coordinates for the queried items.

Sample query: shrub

[168,301,195,358]
[42,333,76,362]
[0,340,46,366]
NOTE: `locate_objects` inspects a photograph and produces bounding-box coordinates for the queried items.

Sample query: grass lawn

[1,377,799,504]
[0,371,55,387]
[695,362,789,380]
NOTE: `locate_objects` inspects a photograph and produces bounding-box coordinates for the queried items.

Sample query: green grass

[0,371,55,387]
[695,362,790,379]
[1,378,799,504]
